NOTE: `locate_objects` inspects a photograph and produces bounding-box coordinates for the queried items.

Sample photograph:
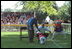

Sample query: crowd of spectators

[1,12,28,25]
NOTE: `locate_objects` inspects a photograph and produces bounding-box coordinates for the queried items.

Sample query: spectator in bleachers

[1,12,28,25]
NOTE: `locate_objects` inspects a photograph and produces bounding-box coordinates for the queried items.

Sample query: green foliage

[15,1,59,23]
[16,1,71,22]
[36,11,48,23]
[58,1,71,21]
[17,1,58,16]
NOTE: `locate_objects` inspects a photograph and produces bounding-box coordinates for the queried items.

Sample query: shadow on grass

[1,34,71,48]
[1,35,53,48]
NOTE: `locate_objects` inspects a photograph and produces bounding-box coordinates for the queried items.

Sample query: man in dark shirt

[26,14,39,43]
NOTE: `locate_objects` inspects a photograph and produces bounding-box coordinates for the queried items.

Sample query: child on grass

[35,22,51,44]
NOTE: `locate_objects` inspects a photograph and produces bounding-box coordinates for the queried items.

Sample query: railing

[1,24,55,26]
[1,24,55,32]
[61,23,71,34]
[1,23,71,34]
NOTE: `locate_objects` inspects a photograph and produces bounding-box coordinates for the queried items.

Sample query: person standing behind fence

[26,13,40,43]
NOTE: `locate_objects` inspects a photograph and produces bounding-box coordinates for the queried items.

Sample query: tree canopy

[58,1,71,21]
[16,1,58,16]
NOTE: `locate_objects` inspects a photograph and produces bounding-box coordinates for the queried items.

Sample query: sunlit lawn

[1,31,71,48]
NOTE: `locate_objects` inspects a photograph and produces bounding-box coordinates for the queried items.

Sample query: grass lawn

[1,31,71,48]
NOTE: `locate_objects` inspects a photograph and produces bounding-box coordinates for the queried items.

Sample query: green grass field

[1,31,71,48]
